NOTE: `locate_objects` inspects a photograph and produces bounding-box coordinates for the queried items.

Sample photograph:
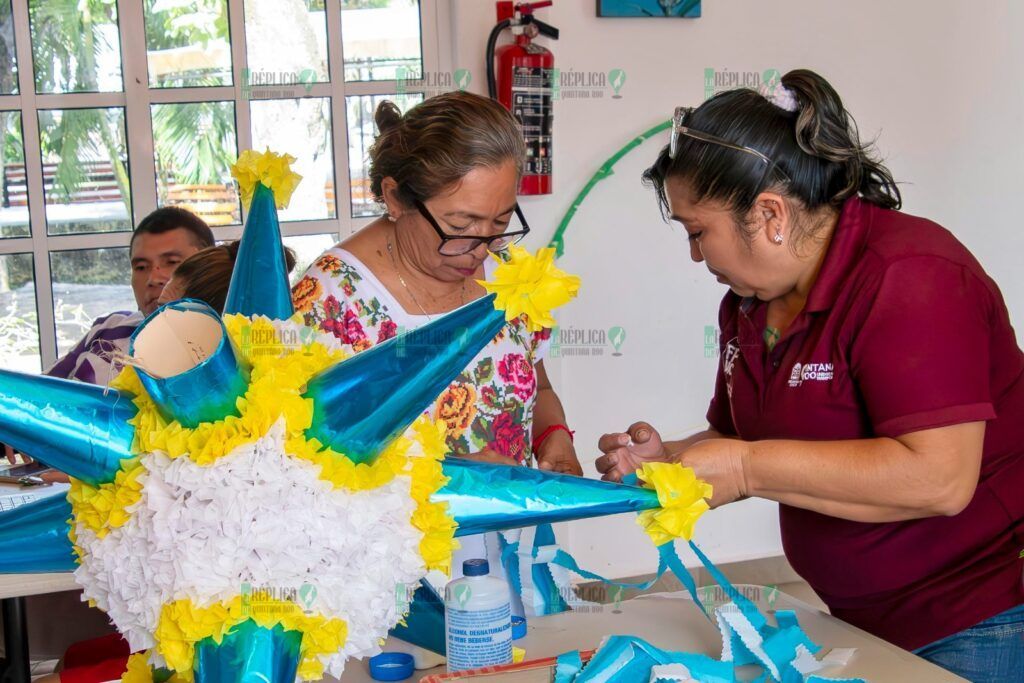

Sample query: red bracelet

[532,424,574,454]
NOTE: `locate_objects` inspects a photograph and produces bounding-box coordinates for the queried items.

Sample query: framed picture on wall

[597,0,701,17]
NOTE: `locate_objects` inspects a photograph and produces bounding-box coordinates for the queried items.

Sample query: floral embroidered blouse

[292,247,552,465]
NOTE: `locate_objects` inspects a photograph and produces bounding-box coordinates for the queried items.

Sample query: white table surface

[0,572,78,601]
[332,588,966,682]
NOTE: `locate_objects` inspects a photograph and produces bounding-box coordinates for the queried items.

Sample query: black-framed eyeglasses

[413,198,531,256]
[670,106,789,186]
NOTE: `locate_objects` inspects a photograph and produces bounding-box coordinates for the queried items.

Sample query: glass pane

[0,1,17,94]
[152,101,240,227]
[244,0,328,91]
[50,247,133,358]
[38,107,132,235]
[341,0,421,82]
[0,253,40,373]
[29,0,123,94]
[251,98,335,222]
[284,233,338,282]
[0,111,30,238]
[345,93,421,217]
[144,0,232,88]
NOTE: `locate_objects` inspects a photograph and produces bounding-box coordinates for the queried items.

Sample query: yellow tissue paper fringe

[231,149,303,210]
[121,652,188,683]
[479,244,581,332]
[67,458,146,539]
[635,462,713,546]
[407,417,459,575]
[154,597,347,682]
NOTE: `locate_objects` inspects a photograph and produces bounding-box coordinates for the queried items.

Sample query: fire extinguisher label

[511,66,554,178]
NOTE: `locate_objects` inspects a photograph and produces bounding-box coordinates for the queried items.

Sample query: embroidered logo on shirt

[787,362,834,387]
[723,337,740,399]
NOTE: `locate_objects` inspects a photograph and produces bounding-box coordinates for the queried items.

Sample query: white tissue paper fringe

[72,419,428,678]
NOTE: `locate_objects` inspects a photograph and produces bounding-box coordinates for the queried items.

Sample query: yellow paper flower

[231,149,303,210]
[636,462,713,545]
[479,245,581,332]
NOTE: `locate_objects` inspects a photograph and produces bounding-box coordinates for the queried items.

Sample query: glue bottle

[444,558,512,672]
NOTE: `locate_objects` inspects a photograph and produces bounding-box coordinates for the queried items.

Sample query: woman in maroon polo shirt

[596,69,1024,682]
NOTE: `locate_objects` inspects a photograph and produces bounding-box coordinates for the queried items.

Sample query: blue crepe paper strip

[542,538,866,683]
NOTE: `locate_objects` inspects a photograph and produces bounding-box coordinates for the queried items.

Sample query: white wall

[450,0,1024,577]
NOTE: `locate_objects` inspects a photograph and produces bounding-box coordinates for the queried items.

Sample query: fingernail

[619,434,629,445]
[637,429,650,440]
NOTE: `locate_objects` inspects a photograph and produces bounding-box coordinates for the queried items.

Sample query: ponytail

[782,69,901,209]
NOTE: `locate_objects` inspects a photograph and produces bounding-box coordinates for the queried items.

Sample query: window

[0,0,450,373]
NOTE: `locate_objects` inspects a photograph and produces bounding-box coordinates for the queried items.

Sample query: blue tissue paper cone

[194,620,302,683]
[129,299,251,429]
[435,459,662,537]
[0,495,76,573]
[224,182,294,320]
[0,370,135,486]
[305,294,505,464]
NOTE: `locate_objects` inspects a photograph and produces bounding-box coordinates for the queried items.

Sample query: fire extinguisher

[487,1,559,195]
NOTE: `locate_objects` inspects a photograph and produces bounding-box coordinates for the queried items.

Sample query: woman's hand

[677,438,751,508]
[459,448,517,466]
[536,430,583,475]
[596,422,672,482]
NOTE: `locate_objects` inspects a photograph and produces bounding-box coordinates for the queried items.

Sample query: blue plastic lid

[463,558,490,576]
[369,652,414,681]
[511,615,527,640]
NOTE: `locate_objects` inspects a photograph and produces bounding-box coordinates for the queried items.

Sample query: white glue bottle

[445,558,512,672]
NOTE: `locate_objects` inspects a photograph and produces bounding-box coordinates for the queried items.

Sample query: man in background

[44,206,215,385]
[4,207,214,467]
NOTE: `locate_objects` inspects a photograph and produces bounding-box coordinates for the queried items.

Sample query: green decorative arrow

[548,119,672,258]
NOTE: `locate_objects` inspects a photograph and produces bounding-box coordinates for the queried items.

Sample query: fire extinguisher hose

[486,18,512,99]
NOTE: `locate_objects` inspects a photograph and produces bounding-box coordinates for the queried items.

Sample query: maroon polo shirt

[707,197,1024,651]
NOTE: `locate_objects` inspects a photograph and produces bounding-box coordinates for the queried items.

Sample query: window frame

[0,0,452,369]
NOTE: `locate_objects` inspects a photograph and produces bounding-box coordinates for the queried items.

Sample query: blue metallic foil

[436,459,662,537]
[0,369,135,486]
[570,635,734,683]
[389,579,446,655]
[0,495,76,572]
[223,182,295,320]
[129,299,251,429]
[193,620,301,683]
[304,294,505,464]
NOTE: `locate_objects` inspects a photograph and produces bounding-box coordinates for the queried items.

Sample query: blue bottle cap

[462,558,490,576]
[511,615,527,640]
[369,652,415,681]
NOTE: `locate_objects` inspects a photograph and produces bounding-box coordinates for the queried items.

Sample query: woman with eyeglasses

[596,69,1023,681]
[294,91,581,478]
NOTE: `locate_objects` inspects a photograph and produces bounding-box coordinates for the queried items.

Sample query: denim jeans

[913,603,1024,682]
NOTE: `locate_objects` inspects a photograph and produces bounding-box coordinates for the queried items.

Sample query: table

[333,588,966,682]
[0,573,77,683]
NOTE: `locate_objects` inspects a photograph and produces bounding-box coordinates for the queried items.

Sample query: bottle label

[446,602,512,671]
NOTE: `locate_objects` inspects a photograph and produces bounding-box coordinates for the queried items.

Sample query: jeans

[913,603,1024,682]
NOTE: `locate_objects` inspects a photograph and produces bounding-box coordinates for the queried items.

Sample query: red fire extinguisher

[487,1,559,195]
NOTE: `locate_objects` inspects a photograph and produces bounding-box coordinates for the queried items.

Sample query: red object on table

[60,633,130,683]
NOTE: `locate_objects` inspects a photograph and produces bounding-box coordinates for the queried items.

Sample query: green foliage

[153,102,237,186]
